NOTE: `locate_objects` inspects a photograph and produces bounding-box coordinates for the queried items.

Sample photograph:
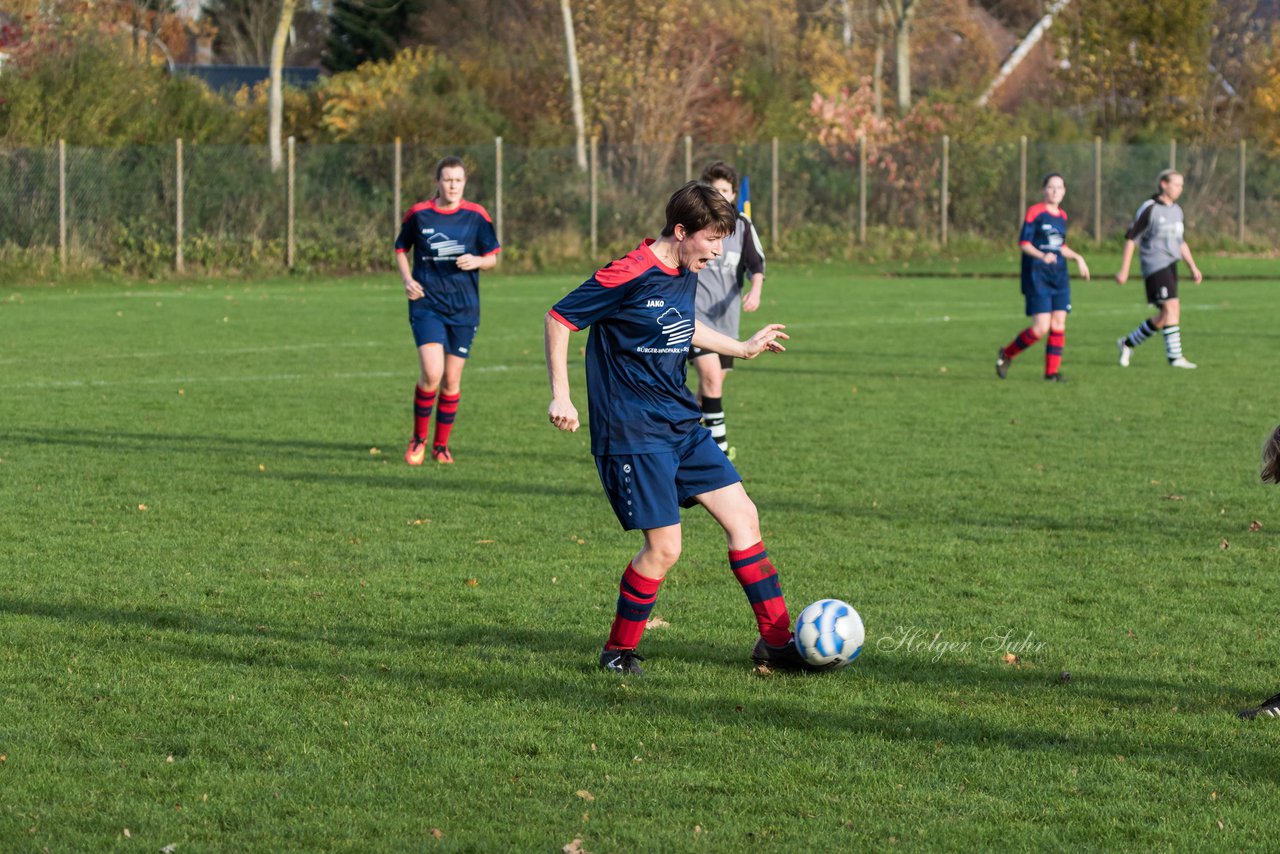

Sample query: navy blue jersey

[1019,203,1070,290]
[395,199,500,326]
[550,240,703,455]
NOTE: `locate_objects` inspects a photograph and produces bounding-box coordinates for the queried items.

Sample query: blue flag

[739,175,751,219]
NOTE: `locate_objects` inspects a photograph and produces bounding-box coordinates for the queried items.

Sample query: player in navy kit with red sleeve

[995,173,1090,382]
[545,181,825,676]
[395,156,500,466]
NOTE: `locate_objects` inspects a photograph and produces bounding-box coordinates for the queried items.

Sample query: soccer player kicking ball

[995,173,1091,382]
[544,181,822,676]
[1114,169,1203,369]
[1238,424,1280,720]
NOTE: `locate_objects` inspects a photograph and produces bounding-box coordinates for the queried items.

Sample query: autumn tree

[1052,0,1215,138]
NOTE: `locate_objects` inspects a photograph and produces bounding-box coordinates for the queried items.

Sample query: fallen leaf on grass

[1002,653,1021,666]
[409,519,430,526]
[1162,494,1185,501]
[563,838,589,854]
[645,616,670,629]
[1250,520,1263,532]
[137,504,148,511]
[161,845,178,853]
[575,790,594,802]
[430,828,444,839]
[122,828,131,838]
[369,447,381,455]
[258,464,265,472]
[754,664,775,676]
[465,578,478,587]
[166,755,174,764]
[1220,539,1231,550]
[476,539,495,544]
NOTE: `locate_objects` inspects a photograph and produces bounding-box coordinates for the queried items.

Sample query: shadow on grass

[5,593,1277,777]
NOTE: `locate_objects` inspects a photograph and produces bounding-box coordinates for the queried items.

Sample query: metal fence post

[940,134,949,248]
[858,135,867,245]
[393,137,402,233]
[589,135,598,259]
[495,135,504,247]
[1093,136,1102,244]
[286,136,295,269]
[771,137,779,247]
[58,139,67,268]
[1169,139,1177,170]
[684,135,692,182]
[1238,139,1246,243]
[175,138,184,273]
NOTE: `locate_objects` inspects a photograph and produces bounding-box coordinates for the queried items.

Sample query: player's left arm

[1181,242,1202,283]
[456,252,498,272]
[742,272,765,312]
[1058,245,1091,280]
[692,321,788,360]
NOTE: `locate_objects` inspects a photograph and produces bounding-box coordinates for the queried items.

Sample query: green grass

[2,255,1279,851]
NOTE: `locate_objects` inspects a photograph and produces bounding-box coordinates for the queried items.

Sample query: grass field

[3,254,1279,851]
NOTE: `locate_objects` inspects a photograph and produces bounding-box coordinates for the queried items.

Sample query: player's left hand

[1191,266,1203,284]
[456,254,481,271]
[1076,258,1091,280]
[742,324,788,359]
[742,289,761,312]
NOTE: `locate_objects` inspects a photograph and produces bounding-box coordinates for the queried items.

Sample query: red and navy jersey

[550,240,702,455]
[395,199,500,326]
[1019,203,1069,289]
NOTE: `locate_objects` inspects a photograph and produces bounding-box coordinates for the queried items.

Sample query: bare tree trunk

[269,0,299,173]
[561,0,587,172]
[873,5,885,119]
[894,0,916,113]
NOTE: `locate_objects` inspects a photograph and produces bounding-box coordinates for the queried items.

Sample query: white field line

[0,363,526,391]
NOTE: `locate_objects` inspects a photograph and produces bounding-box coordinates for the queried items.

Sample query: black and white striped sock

[1162,325,1183,361]
[701,396,728,452]
[1124,318,1158,348]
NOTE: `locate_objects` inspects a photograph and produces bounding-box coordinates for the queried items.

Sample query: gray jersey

[1125,196,1185,277]
[695,213,765,338]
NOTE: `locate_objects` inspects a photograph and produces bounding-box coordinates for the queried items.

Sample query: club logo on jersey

[656,307,694,347]
[426,231,464,258]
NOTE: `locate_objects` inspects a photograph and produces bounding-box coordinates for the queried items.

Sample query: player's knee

[648,540,682,569]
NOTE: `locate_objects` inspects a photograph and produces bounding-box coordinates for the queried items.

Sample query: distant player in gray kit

[690,161,766,459]
[1114,169,1203,369]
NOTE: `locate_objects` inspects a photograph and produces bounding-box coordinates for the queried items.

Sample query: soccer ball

[794,599,864,669]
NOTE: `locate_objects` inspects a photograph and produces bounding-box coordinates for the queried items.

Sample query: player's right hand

[1114,272,1128,285]
[404,278,424,300]
[548,398,579,432]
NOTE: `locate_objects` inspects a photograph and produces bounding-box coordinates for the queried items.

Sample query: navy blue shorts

[595,429,742,530]
[409,301,476,358]
[1023,285,1071,316]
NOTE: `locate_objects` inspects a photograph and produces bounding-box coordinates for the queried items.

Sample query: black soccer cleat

[1044,373,1066,383]
[599,647,644,675]
[1238,691,1280,720]
[751,636,832,673]
[995,349,1010,379]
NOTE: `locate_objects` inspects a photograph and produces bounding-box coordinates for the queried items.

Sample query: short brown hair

[1262,423,1280,484]
[1157,169,1181,192]
[700,160,738,188]
[661,181,736,238]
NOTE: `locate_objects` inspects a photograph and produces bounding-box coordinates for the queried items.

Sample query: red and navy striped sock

[433,392,460,448]
[605,563,663,651]
[413,385,436,440]
[729,542,792,646]
[1002,327,1042,360]
[1045,330,1064,376]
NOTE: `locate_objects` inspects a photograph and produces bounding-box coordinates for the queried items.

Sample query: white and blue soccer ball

[794,599,864,669]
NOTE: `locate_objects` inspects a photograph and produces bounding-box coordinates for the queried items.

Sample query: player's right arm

[544,311,579,432]
[394,213,424,299]
[1115,239,1136,285]
[396,250,424,300]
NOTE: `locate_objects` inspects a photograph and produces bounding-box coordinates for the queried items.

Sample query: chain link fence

[1,137,1276,277]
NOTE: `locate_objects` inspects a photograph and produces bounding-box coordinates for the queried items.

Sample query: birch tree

[269,0,298,171]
